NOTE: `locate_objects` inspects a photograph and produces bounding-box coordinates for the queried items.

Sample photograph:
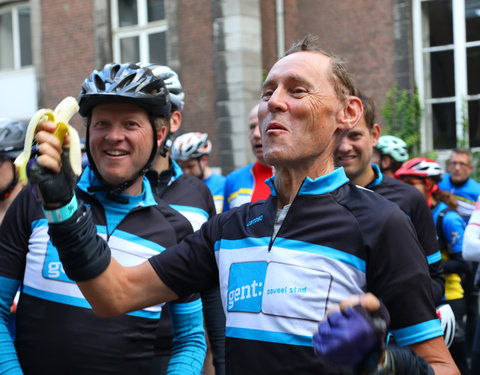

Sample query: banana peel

[14,96,82,186]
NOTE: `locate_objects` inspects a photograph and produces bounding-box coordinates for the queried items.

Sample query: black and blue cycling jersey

[0,167,204,375]
[150,167,444,374]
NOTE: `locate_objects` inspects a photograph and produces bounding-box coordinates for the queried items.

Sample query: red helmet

[394,157,443,182]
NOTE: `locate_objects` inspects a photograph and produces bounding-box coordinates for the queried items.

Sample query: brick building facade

[2,0,475,174]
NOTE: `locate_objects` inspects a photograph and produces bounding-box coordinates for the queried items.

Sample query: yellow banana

[14,96,82,186]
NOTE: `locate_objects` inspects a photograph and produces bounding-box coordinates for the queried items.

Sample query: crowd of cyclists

[0,35,478,374]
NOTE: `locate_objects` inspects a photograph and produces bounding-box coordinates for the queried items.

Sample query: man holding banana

[0,63,206,374]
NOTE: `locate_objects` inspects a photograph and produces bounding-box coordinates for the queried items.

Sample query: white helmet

[136,63,184,111]
[436,304,455,348]
[171,132,212,161]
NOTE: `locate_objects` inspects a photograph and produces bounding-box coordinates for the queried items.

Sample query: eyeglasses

[447,161,470,168]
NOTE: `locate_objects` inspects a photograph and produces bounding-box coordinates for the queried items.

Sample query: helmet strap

[197,158,205,180]
[425,179,439,208]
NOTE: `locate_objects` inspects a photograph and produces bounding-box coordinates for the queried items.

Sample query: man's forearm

[0,276,22,375]
[167,299,207,374]
[410,337,460,375]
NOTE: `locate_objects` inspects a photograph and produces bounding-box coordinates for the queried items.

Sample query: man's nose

[267,88,287,112]
[336,136,351,152]
[106,124,124,141]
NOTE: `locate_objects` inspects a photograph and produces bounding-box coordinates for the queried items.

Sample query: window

[413,0,480,151]
[0,3,32,70]
[414,0,480,150]
[111,0,167,65]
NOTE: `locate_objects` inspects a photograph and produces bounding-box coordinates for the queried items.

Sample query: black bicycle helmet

[0,119,27,159]
[78,63,171,118]
[78,63,171,200]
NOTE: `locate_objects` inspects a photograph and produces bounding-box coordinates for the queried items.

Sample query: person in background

[31,35,458,375]
[334,92,444,306]
[223,104,274,211]
[439,148,480,223]
[0,120,26,223]
[438,148,480,364]
[0,119,27,342]
[0,63,206,374]
[172,132,226,214]
[396,157,468,374]
[142,65,225,375]
[462,196,480,374]
[371,135,409,178]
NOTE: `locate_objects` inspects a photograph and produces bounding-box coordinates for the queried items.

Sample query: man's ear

[337,96,363,131]
[371,123,381,147]
[157,125,167,148]
[169,111,182,134]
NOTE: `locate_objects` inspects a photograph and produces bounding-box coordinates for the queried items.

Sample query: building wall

[265,0,398,122]
[176,0,218,165]
[40,0,96,133]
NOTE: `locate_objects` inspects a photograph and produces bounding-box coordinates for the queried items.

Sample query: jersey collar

[77,166,157,208]
[366,164,383,189]
[265,167,349,197]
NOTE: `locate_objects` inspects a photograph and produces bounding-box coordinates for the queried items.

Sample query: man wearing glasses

[439,148,480,224]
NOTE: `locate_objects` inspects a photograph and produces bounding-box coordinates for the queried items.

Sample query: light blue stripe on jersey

[32,220,166,254]
[169,299,203,314]
[265,168,349,197]
[23,285,161,319]
[216,237,365,273]
[96,226,165,253]
[226,326,312,347]
[32,218,47,230]
[169,204,209,220]
[427,250,442,264]
[391,318,443,346]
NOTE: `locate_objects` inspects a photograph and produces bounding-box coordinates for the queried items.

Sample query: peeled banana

[14,96,82,185]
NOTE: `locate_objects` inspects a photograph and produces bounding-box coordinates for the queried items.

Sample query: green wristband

[43,194,78,223]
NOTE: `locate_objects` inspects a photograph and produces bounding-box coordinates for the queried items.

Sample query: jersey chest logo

[227,260,332,321]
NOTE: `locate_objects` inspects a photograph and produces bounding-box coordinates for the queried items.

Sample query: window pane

[19,6,32,66]
[120,36,139,62]
[469,100,480,147]
[422,0,453,47]
[148,0,165,22]
[429,50,455,98]
[149,32,166,64]
[466,0,480,42]
[118,0,137,27]
[467,46,480,95]
[0,11,13,69]
[432,102,456,149]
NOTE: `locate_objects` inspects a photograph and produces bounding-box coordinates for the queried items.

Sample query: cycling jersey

[367,164,444,304]
[0,168,204,375]
[204,172,226,213]
[150,167,443,374]
[223,161,273,211]
[432,202,466,301]
[149,161,215,231]
[438,173,480,223]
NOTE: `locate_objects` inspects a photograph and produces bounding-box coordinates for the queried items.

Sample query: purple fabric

[312,304,390,369]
